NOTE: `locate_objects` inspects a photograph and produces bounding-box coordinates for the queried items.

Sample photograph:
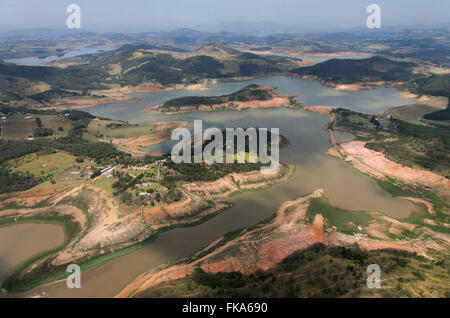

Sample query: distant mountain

[193,21,289,34]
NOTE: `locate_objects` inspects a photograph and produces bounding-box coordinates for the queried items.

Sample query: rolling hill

[53,43,297,85]
[289,56,417,84]
[0,44,297,106]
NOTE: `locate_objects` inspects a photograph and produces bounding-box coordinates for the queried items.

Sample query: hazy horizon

[1,0,449,33]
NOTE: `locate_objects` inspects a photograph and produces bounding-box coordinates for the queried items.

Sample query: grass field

[85,119,156,141]
[9,151,96,182]
[92,176,115,195]
[391,103,444,126]
[1,113,72,140]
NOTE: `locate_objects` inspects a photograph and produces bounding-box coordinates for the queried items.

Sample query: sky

[0,0,449,32]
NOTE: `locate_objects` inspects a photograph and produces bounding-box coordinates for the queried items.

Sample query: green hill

[0,44,297,105]
[162,84,272,109]
[50,43,295,86]
[106,44,295,85]
[289,56,417,84]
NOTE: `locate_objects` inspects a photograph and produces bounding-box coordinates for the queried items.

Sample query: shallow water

[0,223,64,283]
[22,76,414,297]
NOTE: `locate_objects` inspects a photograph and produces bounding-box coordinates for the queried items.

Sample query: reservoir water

[22,75,414,297]
[0,223,64,284]
[4,46,117,66]
[265,52,372,62]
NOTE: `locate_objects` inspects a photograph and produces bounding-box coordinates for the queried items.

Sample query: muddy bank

[339,141,450,195]
[184,164,294,199]
[30,82,211,111]
[145,86,298,114]
[301,105,336,116]
[293,74,404,92]
[1,185,148,268]
[1,161,294,294]
[117,187,443,298]
[31,78,235,111]
[145,165,294,230]
[301,105,450,196]
[143,193,231,231]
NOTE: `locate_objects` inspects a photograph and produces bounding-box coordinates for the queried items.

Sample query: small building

[100,166,114,176]
[137,182,152,188]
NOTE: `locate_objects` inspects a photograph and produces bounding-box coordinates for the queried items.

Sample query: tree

[35,117,42,128]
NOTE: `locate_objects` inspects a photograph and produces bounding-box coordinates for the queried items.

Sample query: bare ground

[117,187,448,298]
[339,141,450,196]
[145,86,298,114]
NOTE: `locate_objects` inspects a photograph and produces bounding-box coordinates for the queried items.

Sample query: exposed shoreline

[293,74,405,91]
[28,73,412,112]
[145,85,299,114]
[0,161,294,295]
[117,184,446,298]
[29,79,233,111]
[301,105,450,197]
[337,140,450,201]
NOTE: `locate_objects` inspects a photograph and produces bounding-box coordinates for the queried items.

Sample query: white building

[100,166,114,176]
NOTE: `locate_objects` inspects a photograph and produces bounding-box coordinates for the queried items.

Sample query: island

[145,84,299,113]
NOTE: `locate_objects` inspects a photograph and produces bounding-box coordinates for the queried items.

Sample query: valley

[0,26,449,299]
